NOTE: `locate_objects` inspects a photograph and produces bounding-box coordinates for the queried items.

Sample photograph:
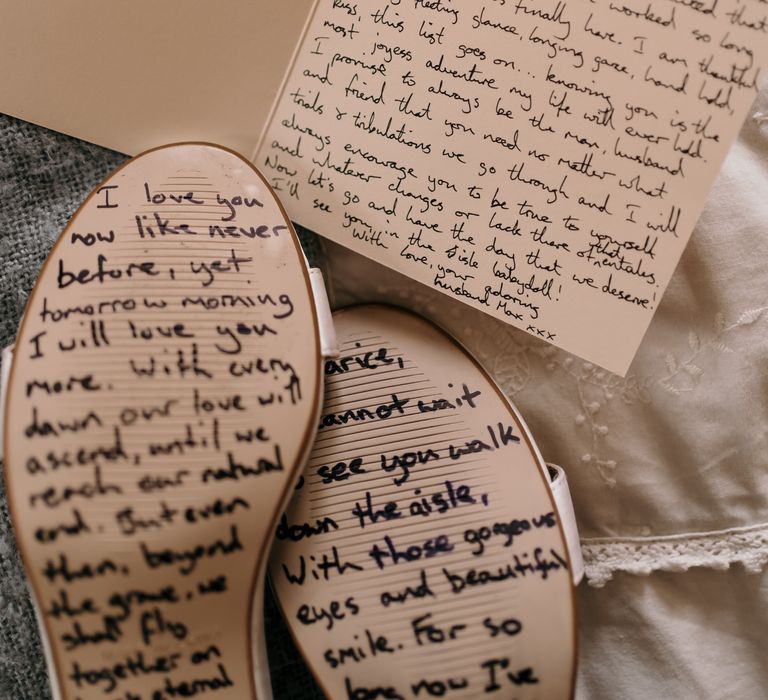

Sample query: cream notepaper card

[1,1,766,374]
[255,0,767,375]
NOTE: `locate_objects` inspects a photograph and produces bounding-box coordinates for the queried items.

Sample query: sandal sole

[271,305,576,700]
[4,143,322,699]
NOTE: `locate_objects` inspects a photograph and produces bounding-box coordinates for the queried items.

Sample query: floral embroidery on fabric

[658,308,767,395]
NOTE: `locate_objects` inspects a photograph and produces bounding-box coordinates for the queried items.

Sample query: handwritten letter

[258,0,768,374]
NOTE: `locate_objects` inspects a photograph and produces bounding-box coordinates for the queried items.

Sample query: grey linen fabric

[0,114,323,699]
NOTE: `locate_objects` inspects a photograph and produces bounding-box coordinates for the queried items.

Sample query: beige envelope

[0,0,313,156]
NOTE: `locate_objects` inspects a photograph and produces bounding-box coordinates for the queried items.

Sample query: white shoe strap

[548,463,584,585]
[0,344,12,458]
[309,268,338,359]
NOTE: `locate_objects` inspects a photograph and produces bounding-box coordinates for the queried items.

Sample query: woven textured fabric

[0,114,323,700]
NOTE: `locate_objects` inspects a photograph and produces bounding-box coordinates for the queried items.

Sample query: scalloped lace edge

[580,521,768,587]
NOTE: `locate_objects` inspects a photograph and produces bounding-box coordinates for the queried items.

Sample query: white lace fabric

[581,521,768,587]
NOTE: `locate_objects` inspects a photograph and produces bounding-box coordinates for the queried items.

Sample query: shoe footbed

[4,143,321,699]
[271,305,576,700]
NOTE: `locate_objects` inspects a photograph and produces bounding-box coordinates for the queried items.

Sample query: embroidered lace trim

[580,521,768,587]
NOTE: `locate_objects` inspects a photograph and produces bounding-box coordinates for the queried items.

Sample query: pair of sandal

[1,144,582,699]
